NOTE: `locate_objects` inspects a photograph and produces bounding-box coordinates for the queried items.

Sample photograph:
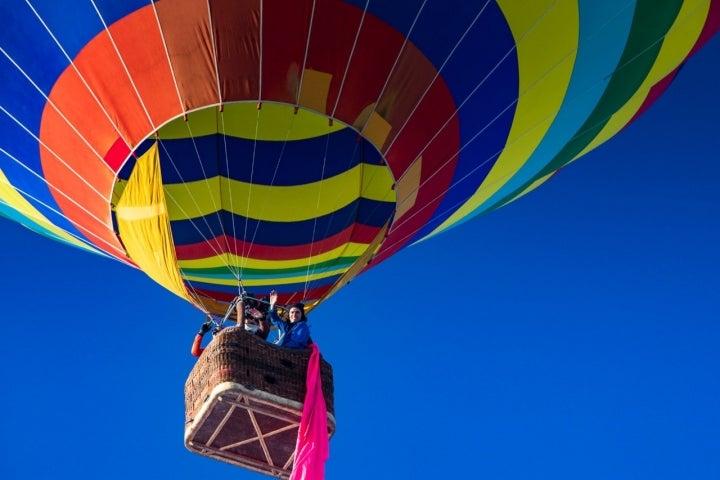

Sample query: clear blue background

[1,36,718,480]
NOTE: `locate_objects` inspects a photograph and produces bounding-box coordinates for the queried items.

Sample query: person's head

[288,303,306,323]
[243,316,260,334]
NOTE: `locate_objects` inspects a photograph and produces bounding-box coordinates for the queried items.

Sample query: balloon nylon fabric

[115,141,192,304]
[290,343,330,480]
[2,1,718,311]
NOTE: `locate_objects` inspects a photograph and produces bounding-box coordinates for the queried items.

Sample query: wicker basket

[184,327,335,478]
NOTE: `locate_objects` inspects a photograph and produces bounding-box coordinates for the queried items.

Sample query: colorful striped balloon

[0,0,718,314]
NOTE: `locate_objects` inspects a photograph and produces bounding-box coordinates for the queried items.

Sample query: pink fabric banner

[290,343,330,480]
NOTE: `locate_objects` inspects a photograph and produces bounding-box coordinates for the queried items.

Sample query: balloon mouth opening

[111,101,398,308]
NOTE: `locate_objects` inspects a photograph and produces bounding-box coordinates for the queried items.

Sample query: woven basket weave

[185,326,335,424]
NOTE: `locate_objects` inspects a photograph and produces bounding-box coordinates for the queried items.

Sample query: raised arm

[269,290,278,310]
[236,299,245,327]
[268,290,284,328]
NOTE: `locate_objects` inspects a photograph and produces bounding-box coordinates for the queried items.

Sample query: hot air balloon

[1,0,718,477]
[1,0,718,312]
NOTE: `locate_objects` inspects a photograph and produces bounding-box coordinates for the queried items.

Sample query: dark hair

[288,302,306,321]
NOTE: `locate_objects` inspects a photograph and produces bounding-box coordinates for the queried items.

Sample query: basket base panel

[190,383,340,478]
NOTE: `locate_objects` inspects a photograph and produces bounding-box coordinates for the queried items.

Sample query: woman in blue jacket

[268,290,310,349]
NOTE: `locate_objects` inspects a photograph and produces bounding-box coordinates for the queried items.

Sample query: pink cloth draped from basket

[289,343,329,480]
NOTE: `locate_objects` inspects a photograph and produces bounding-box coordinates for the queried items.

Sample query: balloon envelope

[0,0,718,313]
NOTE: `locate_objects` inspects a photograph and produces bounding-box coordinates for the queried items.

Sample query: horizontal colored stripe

[157,102,347,141]
[169,197,394,246]
[164,165,394,222]
[146,126,386,186]
[174,223,384,261]
[183,264,348,286]
[178,243,368,270]
[180,256,358,277]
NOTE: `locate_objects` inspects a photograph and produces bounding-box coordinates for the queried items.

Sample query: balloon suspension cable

[214,278,252,329]
[237,277,248,300]
[217,295,243,328]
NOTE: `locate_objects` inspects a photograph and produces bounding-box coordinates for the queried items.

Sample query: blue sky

[1,34,719,480]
